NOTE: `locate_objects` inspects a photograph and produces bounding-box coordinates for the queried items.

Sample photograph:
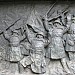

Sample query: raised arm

[63,14,72,34]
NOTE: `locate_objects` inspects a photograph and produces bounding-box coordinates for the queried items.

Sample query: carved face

[54,22,60,28]
[53,22,64,30]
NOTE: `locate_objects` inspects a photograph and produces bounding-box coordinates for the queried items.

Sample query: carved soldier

[66,14,75,61]
[20,32,48,74]
[20,32,49,74]
[30,32,48,74]
[22,10,48,74]
[3,30,26,73]
[48,18,71,74]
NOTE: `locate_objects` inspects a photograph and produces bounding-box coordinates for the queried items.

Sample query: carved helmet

[53,18,62,25]
[36,32,46,37]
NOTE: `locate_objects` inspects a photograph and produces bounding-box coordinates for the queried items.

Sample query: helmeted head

[53,18,62,27]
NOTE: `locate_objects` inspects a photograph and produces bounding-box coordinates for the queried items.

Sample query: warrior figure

[24,10,48,74]
[47,17,71,74]
[66,14,75,61]
[30,32,48,74]
[3,30,26,73]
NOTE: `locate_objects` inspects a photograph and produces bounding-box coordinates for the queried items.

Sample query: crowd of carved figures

[1,5,75,74]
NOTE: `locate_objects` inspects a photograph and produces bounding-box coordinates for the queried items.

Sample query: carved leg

[61,58,71,74]
[10,62,19,73]
[18,62,25,74]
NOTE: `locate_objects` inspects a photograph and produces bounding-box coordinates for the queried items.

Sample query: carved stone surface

[1,1,75,75]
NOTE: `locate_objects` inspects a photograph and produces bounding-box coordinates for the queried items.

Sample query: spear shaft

[0,18,21,35]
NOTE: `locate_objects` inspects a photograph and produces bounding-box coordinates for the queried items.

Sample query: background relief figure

[66,14,75,61]
[3,30,26,73]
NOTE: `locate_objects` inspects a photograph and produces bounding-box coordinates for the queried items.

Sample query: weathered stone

[0,1,75,75]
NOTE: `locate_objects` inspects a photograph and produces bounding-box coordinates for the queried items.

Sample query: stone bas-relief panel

[1,1,75,75]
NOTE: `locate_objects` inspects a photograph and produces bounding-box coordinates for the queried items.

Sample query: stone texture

[0,1,75,75]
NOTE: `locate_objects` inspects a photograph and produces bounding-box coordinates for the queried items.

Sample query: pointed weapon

[0,18,21,35]
[45,2,57,19]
